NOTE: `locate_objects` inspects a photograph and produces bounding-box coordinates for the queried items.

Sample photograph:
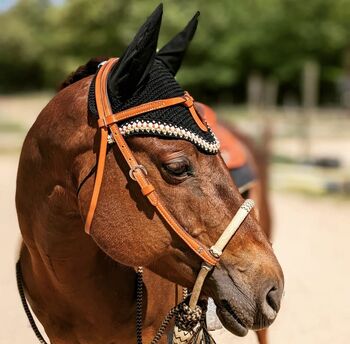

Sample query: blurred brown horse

[16,6,283,344]
[226,124,272,344]
[197,102,272,344]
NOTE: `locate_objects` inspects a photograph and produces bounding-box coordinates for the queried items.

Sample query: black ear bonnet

[88,5,219,154]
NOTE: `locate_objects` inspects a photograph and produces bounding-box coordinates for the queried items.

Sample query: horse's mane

[59,57,107,91]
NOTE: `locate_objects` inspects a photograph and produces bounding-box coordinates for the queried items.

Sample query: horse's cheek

[90,214,171,268]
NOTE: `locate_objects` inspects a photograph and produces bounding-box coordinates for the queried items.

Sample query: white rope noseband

[172,199,255,344]
[209,199,255,259]
[188,199,255,309]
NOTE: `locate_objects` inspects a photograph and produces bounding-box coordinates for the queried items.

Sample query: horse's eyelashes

[165,161,188,175]
[164,162,190,176]
[161,157,194,182]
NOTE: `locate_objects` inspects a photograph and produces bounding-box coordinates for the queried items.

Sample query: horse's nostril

[266,286,280,313]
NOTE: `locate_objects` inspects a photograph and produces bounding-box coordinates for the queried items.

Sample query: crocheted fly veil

[89,9,219,154]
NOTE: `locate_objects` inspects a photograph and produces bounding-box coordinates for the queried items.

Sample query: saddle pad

[195,102,256,193]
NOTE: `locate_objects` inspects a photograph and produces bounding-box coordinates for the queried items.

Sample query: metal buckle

[129,164,148,181]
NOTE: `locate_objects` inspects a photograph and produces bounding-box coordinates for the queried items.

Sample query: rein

[17,57,255,344]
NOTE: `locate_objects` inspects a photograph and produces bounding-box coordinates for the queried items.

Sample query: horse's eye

[164,159,192,177]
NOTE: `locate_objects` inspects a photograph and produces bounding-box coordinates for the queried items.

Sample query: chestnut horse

[16,5,283,344]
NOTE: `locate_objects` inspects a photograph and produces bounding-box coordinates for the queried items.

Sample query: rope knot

[175,303,202,331]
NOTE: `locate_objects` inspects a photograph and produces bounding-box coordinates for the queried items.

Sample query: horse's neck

[21,220,136,326]
[21,225,176,343]
[40,215,135,297]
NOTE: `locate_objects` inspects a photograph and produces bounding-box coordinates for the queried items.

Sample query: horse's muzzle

[207,250,284,336]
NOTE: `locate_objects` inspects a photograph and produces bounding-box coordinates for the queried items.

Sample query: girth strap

[85,58,217,266]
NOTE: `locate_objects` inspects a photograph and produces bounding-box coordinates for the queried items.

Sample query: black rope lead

[16,261,214,344]
[16,260,49,344]
[136,267,144,344]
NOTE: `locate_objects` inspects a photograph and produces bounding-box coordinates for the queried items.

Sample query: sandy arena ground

[1,96,350,343]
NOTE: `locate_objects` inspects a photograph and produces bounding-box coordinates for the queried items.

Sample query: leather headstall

[85,58,218,266]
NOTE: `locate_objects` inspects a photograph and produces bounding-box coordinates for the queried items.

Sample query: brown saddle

[195,102,256,193]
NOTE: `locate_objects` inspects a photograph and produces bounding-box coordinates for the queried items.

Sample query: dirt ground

[1,96,350,343]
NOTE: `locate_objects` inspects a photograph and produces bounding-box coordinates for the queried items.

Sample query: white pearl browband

[107,119,220,153]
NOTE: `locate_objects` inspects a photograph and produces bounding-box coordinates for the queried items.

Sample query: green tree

[2,0,350,102]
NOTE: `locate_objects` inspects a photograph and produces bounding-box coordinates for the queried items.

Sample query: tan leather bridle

[85,57,254,270]
[86,57,218,266]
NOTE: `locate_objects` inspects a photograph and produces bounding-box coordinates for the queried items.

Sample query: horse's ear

[108,4,163,99]
[156,11,199,76]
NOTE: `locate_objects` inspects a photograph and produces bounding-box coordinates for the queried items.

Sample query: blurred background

[0,0,349,343]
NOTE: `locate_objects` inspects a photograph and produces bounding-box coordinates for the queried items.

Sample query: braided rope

[175,303,202,331]
[172,300,216,344]
[136,269,208,344]
[150,306,179,344]
[16,261,49,344]
[16,261,211,344]
[136,266,181,344]
[182,287,189,300]
[136,267,144,344]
